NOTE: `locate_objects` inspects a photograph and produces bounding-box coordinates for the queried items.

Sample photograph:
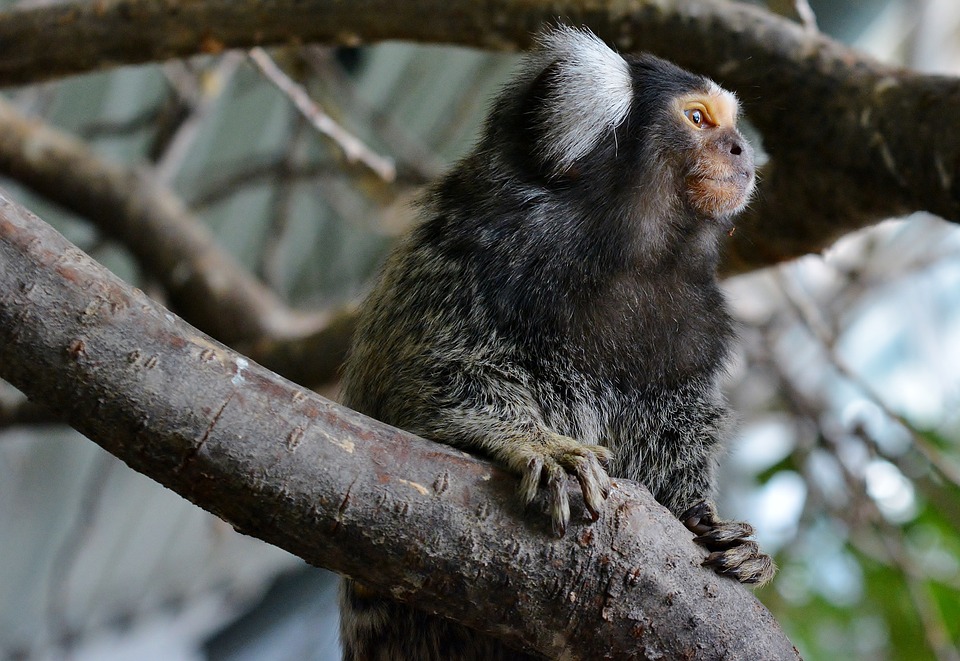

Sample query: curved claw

[571,452,611,521]
[681,499,777,586]
[520,456,544,505]
[704,542,776,585]
[514,437,614,537]
[680,501,717,535]
[547,464,571,537]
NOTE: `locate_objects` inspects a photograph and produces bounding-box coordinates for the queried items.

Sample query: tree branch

[248,47,396,182]
[0,98,328,347]
[0,188,799,659]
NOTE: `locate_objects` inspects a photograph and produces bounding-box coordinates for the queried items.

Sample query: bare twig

[0,97,324,346]
[189,156,425,211]
[0,98,358,388]
[259,111,307,288]
[46,453,116,642]
[875,528,960,661]
[248,47,395,182]
[754,316,960,536]
[153,52,245,183]
[190,157,342,209]
[793,0,818,33]
[302,46,447,181]
[763,334,960,661]
[809,453,960,661]
[80,105,165,140]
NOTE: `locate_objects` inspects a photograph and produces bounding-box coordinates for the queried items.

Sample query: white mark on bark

[232,357,248,385]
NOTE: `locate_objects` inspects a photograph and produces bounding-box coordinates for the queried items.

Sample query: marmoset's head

[484,26,755,228]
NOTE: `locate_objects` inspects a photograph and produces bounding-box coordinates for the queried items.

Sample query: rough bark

[0,188,799,658]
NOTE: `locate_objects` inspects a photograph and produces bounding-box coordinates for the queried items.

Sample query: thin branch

[189,156,425,211]
[258,111,308,288]
[80,105,165,140]
[875,527,960,661]
[763,342,960,661]
[153,52,245,184]
[755,318,960,535]
[805,442,960,661]
[0,188,799,661]
[0,97,324,346]
[190,157,342,209]
[0,99,356,387]
[302,45,448,181]
[248,47,395,182]
[46,453,116,642]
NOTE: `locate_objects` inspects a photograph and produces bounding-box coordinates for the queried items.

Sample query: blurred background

[1,0,959,659]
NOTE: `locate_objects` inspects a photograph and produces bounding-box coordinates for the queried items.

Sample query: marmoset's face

[673,86,755,220]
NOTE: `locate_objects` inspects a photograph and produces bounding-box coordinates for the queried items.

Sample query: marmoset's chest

[533,267,734,392]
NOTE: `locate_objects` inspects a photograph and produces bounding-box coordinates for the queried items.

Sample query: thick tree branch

[1,0,958,269]
[0,188,798,659]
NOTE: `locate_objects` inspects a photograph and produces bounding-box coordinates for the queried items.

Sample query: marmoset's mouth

[686,173,754,220]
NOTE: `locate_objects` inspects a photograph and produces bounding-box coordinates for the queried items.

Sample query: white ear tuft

[532,26,632,170]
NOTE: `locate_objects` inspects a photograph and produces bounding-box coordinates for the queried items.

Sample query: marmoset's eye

[684,105,714,129]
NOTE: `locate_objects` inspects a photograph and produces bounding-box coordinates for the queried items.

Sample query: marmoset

[339,26,774,660]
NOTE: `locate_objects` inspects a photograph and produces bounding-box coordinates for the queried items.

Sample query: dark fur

[340,28,772,661]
